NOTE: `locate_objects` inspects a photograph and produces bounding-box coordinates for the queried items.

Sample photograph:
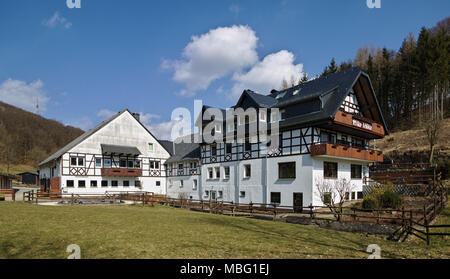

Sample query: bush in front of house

[362,185,403,210]
[380,190,402,209]
[362,196,379,209]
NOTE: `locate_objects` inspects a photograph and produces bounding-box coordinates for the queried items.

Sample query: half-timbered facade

[38,109,171,195]
[195,67,388,207]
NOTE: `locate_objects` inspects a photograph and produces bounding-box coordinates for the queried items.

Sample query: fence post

[250,202,253,215]
[401,207,405,227]
[424,205,430,246]
[309,204,314,220]
[273,204,277,221]
[71,193,74,205]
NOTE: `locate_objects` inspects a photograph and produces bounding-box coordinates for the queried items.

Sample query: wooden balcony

[310,143,383,162]
[101,168,142,177]
[333,110,385,137]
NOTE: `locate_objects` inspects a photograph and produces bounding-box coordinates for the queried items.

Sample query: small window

[271,192,281,204]
[70,157,77,166]
[208,167,213,179]
[193,179,198,190]
[67,180,74,187]
[156,181,161,187]
[205,190,210,198]
[224,166,230,179]
[123,180,130,187]
[323,192,332,204]
[103,158,111,168]
[119,159,127,168]
[111,180,118,187]
[218,191,223,199]
[226,143,232,154]
[259,111,266,122]
[239,191,246,198]
[215,167,220,179]
[351,192,356,200]
[127,160,134,168]
[78,157,84,166]
[135,181,141,188]
[180,180,184,188]
[279,109,286,120]
[95,158,102,168]
[215,123,221,133]
[324,162,338,178]
[351,164,362,179]
[90,180,97,187]
[178,163,184,170]
[101,180,108,187]
[357,192,363,199]
[135,160,141,169]
[279,162,296,179]
[78,180,86,188]
[148,143,154,151]
[150,161,155,169]
[155,161,160,169]
[345,192,350,201]
[211,144,217,156]
[244,164,251,178]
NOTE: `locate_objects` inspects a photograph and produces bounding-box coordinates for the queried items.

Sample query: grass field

[0,202,448,259]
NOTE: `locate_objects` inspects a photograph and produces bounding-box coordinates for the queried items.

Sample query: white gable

[68,111,170,158]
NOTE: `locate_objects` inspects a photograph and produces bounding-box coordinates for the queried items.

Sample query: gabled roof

[232,67,389,134]
[39,109,172,166]
[165,138,200,164]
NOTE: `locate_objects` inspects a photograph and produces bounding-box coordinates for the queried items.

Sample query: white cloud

[163,25,259,96]
[97,109,117,120]
[139,112,160,124]
[0,78,49,113]
[231,50,304,98]
[42,11,72,29]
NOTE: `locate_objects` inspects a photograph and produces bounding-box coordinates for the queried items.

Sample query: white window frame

[215,167,220,179]
[215,123,222,133]
[148,143,154,151]
[224,166,230,179]
[207,167,213,179]
[259,111,266,122]
[193,179,198,190]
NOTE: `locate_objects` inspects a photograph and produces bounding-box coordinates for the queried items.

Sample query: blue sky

[0,0,448,139]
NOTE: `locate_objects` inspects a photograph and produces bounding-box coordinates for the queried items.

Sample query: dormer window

[293,89,300,95]
[275,92,286,99]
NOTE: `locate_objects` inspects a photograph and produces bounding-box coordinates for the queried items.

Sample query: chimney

[132,113,140,121]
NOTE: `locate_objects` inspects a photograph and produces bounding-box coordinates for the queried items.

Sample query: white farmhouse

[38,109,172,195]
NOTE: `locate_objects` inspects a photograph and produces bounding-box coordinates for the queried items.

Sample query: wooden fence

[0,189,15,201]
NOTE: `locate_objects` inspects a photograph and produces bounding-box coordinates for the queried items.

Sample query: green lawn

[0,202,448,259]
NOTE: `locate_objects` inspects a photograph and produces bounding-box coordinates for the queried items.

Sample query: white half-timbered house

[38,109,172,195]
[194,67,389,209]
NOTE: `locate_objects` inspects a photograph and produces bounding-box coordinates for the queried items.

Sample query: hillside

[377,117,450,179]
[0,101,84,172]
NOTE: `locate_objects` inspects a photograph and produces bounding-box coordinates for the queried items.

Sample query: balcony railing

[101,168,143,177]
[334,109,385,137]
[310,141,383,162]
[167,167,201,177]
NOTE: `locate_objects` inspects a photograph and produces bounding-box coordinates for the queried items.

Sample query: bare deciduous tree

[315,178,355,221]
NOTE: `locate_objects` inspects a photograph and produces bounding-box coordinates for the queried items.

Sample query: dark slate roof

[101,144,141,156]
[165,141,200,164]
[159,140,174,155]
[16,172,39,176]
[234,67,388,133]
[240,90,278,108]
[39,109,172,166]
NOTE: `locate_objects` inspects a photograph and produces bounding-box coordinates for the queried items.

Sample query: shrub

[380,190,402,209]
[362,196,379,209]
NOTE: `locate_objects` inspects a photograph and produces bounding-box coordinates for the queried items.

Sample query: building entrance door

[293,192,303,213]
